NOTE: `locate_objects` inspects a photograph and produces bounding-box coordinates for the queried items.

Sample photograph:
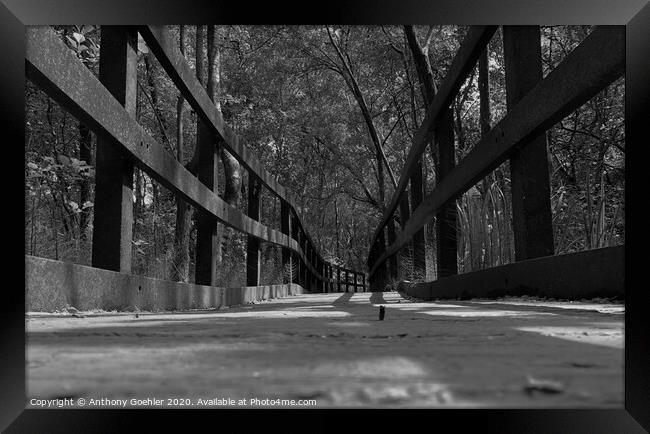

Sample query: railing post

[303,239,311,291]
[337,266,342,292]
[92,26,137,273]
[398,195,411,281]
[409,163,427,279]
[290,213,299,286]
[387,214,399,283]
[311,248,316,291]
[435,108,458,278]
[280,200,292,284]
[246,174,262,286]
[302,236,309,290]
[325,264,330,293]
[503,26,554,261]
[345,270,349,292]
[194,135,220,286]
[377,228,388,291]
[368,245,376,291]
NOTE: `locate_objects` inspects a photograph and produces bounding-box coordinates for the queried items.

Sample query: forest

[24,25,625,287]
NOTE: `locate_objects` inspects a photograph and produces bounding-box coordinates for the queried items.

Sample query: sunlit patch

[516,326,623,349]
[208,310,351,319]
[383,303,466,310]
[421,309,557,318]
[311,356,428,379]
[473,301,625,314]
[328,321,370,327]
[327,382,456,406]
[26,309,352,333]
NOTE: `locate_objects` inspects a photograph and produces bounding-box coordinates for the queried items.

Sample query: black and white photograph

[3,0,650,431]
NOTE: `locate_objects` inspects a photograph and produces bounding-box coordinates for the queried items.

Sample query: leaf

[82,201,94,209]
[72,32,85,45]
[137,34,149,54]
[27,162,38,170]
[57,154,71,165]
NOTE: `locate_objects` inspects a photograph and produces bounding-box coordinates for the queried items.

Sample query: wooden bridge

[24,25,625,408]
[25,25,367,313]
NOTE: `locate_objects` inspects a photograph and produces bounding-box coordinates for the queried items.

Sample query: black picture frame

[3,0,648,431]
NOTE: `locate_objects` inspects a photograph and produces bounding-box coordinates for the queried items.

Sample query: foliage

[25,25,625,284]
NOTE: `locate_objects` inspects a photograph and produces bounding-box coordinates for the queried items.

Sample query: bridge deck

[26,292,623,408]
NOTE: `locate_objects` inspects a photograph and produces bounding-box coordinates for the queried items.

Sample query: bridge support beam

[92,26,137,273]
[376,229,388,291]
[194,124,219,287]
[409,162,427,279]
[503,26,554,261]
[387,215,399,284]
[435,109,458,278]
[291,214,300,286]
[280,200,292,284]
[303,240,310,291]
[336,266,341,292]
[398,195,411,280]
[246,174,262,286]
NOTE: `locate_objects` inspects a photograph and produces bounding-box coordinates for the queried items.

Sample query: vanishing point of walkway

[26,292,623,408]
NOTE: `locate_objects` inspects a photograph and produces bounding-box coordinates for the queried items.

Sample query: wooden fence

[366,25,625,297]
[25,25,366,311]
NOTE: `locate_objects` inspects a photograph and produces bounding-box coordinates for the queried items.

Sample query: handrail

[366,26,497,265]
[25,26,364,287]
[367,25,624,278]
[139,26,333,269]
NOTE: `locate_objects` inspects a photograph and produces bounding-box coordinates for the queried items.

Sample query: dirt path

[26,292,623,408]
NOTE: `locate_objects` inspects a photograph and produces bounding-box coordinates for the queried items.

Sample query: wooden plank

[291,213,301,286]
[435,109,458,277]
[368,26,498,263]
[194,75,219,286]
[387,216,399,280]
[139,26,294,208]
[26,256,305,312]
[91,26,137,273]
[246,175,262,286]
[369,25,624,277]
[140,26,357,278]
[503,25,554,261]
[409,159,427,275]
[337,266,341,292]
[24,27,334,283]
[280,200,292,284]
[399,246,624,300]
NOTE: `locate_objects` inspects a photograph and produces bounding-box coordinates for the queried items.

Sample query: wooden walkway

[26,292,623,408]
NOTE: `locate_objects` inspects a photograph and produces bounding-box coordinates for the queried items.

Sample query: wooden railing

[367,25,625,294]
[25,25,366,312]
